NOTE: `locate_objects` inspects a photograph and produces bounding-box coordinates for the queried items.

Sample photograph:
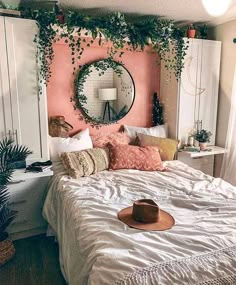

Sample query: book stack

[26,160,52,173]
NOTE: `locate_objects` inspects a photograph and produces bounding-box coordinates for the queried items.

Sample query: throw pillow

[137,133,178,161]
[49,128,93,162]
[124,124,168,139]
[61,148,109,179]
[108,144,164,171]
[91,132,131,148]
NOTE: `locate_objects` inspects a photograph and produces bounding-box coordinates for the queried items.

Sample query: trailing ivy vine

[20,8,188,84]
[1,5,190,126]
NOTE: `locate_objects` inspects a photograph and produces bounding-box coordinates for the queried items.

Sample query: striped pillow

[61,148,109,179]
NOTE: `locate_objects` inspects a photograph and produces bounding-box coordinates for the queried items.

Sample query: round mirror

[73,59,135,125]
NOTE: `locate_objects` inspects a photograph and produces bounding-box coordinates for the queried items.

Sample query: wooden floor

[0,235,67,285]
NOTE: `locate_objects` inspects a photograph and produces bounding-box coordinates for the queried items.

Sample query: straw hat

[118,199,175,231]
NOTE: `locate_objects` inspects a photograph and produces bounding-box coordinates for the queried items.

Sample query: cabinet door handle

[14,129,18,144]
[199,120,202,131]
[8,129,13,140]
[9,180,26,184]
[9,200,27,206]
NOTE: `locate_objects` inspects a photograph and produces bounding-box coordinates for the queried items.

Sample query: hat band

[133,215,158,224]
[132,199,160,224]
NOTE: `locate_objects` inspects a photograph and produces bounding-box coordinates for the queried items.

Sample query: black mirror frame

[72,58,135,128]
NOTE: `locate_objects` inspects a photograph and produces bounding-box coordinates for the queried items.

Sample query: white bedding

[43,161,236,285]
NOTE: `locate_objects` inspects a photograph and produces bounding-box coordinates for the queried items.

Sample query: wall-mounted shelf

[179,145,226,158]
[178,146,226,176]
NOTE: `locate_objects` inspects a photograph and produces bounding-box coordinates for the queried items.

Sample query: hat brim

[118,206,175,231]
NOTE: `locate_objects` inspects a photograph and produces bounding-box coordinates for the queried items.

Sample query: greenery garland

[19,8,188,84]
[1,5,190,126]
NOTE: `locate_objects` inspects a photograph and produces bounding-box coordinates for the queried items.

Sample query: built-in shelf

[179,145,226,158]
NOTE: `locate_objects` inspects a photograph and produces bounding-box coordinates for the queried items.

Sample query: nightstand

[7,169,53,240]
[178,146,226,176]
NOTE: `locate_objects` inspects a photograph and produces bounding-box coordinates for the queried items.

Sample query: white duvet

[43,161,236,285]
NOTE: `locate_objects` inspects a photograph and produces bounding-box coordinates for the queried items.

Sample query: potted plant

[0,138,32,266]
[194,129,212,150]
[187,24,196,38]
[198,24,208,39]
[54,3,65,24]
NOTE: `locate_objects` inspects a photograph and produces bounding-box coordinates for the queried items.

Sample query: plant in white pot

[194,129,212,150]
[0,138,32,266]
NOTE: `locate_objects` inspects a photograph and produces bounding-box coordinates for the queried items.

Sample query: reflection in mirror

[74,59,135,125]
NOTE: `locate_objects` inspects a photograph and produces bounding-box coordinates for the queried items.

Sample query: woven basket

[0,235,15,266]
[49,116,73,138]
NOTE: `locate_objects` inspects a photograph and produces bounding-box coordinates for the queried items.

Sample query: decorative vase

[187,29,196,38]
[0,233,15,266]
[199,142,207,150]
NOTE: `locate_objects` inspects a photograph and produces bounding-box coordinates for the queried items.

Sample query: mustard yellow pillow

[137,133,178,161]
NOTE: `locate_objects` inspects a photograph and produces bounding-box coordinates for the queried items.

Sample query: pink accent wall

[47,38,160,135]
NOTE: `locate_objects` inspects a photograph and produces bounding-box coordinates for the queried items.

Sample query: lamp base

[102,101,111,121]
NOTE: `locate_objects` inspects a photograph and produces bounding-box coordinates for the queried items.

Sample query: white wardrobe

[0,16,49,161]
[161,38,221,144]
[161,38,221,175]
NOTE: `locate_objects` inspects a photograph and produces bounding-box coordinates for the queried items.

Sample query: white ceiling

[2,0,236,26]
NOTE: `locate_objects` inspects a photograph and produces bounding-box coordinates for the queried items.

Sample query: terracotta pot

[187,29,196,38]
[199,142,207,150]
[57,14,65,24]
[0,233,15,266]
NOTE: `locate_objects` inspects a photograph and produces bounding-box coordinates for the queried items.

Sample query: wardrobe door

[0,16,13,141]
[4,17,48,160]
[198,40,221,144]
[178,39,202,145]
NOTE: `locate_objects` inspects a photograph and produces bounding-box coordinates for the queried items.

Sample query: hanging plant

[19,8,188,84]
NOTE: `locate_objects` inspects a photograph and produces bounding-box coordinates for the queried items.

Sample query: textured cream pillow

[137,133,178,161]
[61,148,109,179]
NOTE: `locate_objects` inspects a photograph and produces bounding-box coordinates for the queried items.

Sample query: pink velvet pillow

[91,132,131,148]
[108,144,165,171]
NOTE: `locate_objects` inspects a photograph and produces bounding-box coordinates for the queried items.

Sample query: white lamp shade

[99,88,117,101]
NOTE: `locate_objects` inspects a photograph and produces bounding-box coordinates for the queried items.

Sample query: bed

[43,160,236,285]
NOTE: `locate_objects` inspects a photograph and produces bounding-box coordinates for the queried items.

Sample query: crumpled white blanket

[43,160,236,285]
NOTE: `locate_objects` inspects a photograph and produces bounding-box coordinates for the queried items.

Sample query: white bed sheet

[43,161,236,285]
